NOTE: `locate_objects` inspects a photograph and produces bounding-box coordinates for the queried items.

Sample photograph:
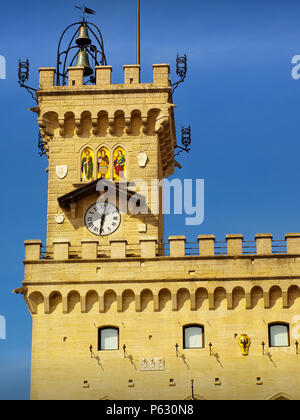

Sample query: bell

[76,49,94,77]
[76,24,91,47]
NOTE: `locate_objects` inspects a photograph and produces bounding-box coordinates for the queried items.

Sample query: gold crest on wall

[238,334,251,356]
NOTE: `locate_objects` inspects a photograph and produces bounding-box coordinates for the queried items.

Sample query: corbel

[75,118,82,135]
[92,118,99,135]
[99,295,105,313]
[282,290,289,309]
[62,296,68,314]
[44,296,50,314]
[158,133,167,152]
[58,118,65,137]
[264,292,270,309]
[142,116,148,134]
[80,296,87,313]
[38,127,51,154]
[190,292,196,311]
[108,117,115,135]
[172,293,178,311]
[26,296,37,315]
[135,295,141,312]
[154,110,169,134]
[117,295,123,312]
[245,292,252,309]
[153,295,159,312]
[125,116,132,135]
[37,118,48,137]
[44,141,50,156]
[208,293,214,310]
[227,292,233,310]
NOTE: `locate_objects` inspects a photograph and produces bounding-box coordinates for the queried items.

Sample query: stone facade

[16,64,300,400]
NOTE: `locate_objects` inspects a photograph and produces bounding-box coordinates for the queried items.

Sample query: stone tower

[15,16,300,401]
[37,61,175,250]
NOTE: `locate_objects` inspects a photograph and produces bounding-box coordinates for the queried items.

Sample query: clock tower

[36,49,176,251]
[36,58,175,252]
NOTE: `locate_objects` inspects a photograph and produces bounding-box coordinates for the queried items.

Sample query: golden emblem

[238,334,251,356]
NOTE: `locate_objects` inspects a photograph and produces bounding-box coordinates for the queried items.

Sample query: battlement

[24,233,300,261]
[38,64,170,90]
[21,232,300,317]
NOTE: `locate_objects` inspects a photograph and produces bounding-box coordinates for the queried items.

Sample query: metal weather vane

[75,5,96,20]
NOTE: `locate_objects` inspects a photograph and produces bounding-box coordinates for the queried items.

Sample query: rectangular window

[183,326,204,349]
[269,324,289,347]
[99,327,119,350]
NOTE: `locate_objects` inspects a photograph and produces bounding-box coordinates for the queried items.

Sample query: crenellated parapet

[21,232,300,316]
[38,64,170,90]
[23,233,300,261]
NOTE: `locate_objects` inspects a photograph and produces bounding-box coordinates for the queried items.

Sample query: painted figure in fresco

[98,149,110,178]
[81,149,94,181]
[114,149,126,180]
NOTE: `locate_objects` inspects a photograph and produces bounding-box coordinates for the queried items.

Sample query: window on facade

[98,327,119,351]
[268,323,289,347]
[183,325,204,349]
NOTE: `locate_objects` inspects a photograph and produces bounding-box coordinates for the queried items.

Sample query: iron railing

[40,239,288,260]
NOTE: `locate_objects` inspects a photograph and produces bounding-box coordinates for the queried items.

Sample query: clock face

[84,202,121,236]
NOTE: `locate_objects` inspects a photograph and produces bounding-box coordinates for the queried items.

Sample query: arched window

[98,327,119,351]
[183,325,204,349]
[268,323,290,347]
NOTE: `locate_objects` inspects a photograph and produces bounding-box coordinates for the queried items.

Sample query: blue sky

[1,0,300,399]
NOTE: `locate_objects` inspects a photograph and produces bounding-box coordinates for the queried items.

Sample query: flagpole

[137,0,140,65]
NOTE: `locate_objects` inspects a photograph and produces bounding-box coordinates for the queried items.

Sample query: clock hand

[99,202,108,234]
[99,213,105,234]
